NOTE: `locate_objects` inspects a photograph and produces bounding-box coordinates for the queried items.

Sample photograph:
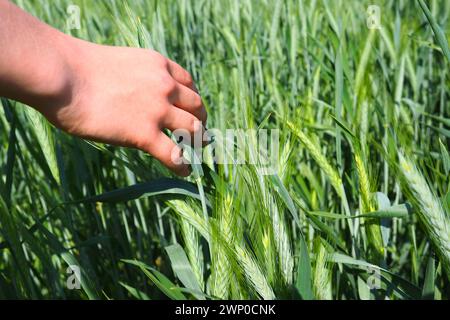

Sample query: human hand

[0,1,206,176]
[42,40,206,176]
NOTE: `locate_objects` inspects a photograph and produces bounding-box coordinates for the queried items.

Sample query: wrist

[0,30,82,112]
[32,32,82,110]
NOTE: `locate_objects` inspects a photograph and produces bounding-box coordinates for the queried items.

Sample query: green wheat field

[0,0,449,300]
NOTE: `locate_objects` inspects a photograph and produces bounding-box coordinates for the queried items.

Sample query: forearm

[0,0,75,109]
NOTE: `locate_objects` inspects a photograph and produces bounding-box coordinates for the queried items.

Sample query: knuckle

[188,116,202,133]
[159,57,169,69]
[190,116,197,128]
[133,135,148,151]
[160,74,176,95]
[184,72,194,87]
[135,127,157,152]
[192,94,203,108]
[180,116,196,134]
[155,103,170,121]
[152,52,168,68]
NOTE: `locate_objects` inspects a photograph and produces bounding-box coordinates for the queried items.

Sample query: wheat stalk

[287,121,343,197]
[313,239,332,300]
[235,245,275,300]
[270,197,294,285]
[354,151,384,257]
[211,191,234,299]
[169,200,210,243]
[170,200,205,290]
[287,120,355,237]
[398,153,450,278]
[180,219,204,291]
[354,152,373,213]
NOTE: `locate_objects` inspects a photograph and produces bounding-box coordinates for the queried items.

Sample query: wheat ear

[398,153,450,278]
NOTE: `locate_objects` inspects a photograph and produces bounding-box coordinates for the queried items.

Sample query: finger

[163,107,207,147]
[144,130,191,177]
[170,83,207,123]
[163,106,202,134]
[167,59,197,92]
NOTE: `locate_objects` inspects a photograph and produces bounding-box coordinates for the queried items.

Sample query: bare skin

[0,0,206,176]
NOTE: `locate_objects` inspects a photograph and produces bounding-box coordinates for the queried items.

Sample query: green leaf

[74,178,209,206]
[270,175,300,228]
[119,282,150,300]
[439,139,450,175]
[376,192,392,247]
[177,287,215,300]
[422,255,435,299]
[0,196,38,297]
[23,107,60,184]
[355,204,410,219]
[329,114,356,140]
[165,243,204,299]
[308,211,348,219]
[4,119,16,207]
[355,29,376,94]
[418,0,450,63]
[122,259,186,300]
[357,276,371,300]
[426,124,450,138]
[308,203,410,219]
[330,253,421,299]
[295,235,313,300]
[33,221,100,299]
[302,211,347,251]
[422,113,450,127]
